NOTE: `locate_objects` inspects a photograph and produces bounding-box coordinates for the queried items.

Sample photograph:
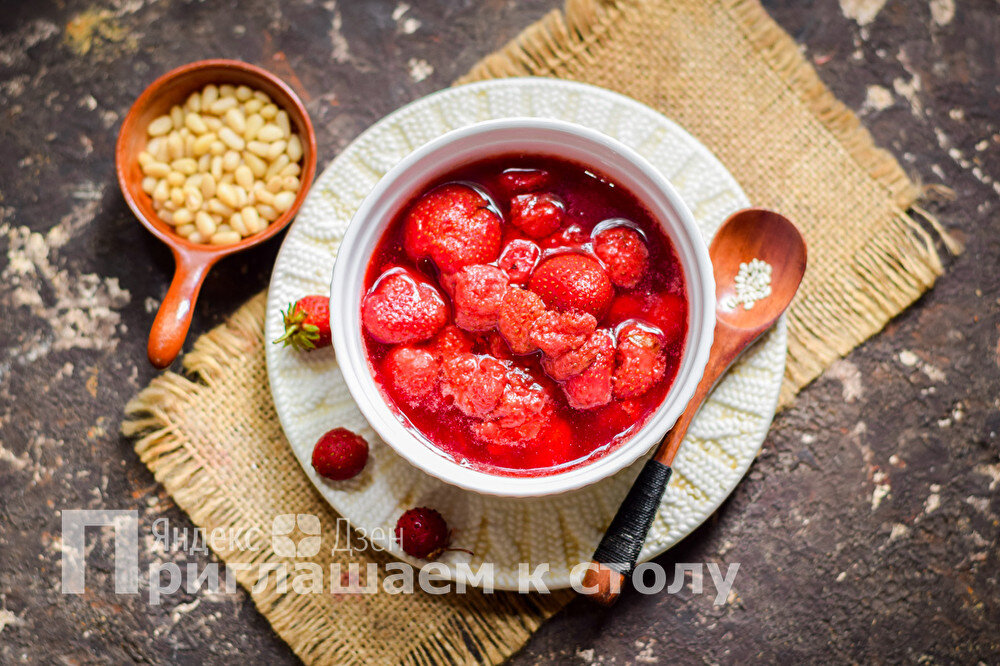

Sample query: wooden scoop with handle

[582,208,807,605]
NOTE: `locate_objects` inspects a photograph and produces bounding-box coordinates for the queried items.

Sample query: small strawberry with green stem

[274,295,331,351]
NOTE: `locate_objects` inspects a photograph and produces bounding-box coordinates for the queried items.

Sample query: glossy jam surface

[362,155,688,476]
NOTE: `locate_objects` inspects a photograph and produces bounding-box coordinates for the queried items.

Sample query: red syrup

[361,154,689,476]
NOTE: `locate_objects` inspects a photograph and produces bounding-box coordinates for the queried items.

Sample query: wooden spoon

[582,208,807,605]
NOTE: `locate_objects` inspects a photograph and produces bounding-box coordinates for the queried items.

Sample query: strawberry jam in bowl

[331,119,715,497]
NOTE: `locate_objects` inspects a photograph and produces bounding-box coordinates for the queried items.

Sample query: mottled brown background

[1,0,998,663]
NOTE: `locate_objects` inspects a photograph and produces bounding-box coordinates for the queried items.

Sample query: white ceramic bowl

[330,117,715,497]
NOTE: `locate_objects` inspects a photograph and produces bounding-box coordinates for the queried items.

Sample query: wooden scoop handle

[147,251,214,369]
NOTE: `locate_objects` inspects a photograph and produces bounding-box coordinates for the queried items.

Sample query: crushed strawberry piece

[529,310,598,358]
[529,254,613,318]
[538,223,589,249]
[497,168,551,196]
[497,239,541,285]
[510,193,565,239]
[361,268,448,344]
[497,286,546,355]
[451,264,509,332]
[472,368,553,448]
[403,183,502,273]
[440,353,508,418]
[541,329,607,381]
[562,330,616,409]
[613,322,667,399]
[593,225,649,288]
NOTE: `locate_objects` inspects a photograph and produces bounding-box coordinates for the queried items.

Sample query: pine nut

[286,134,303,162]
[224,107,246,134]
[141,176,157,194]
[241,206,262,234]
[260,103,278,119]
[176,223,196,237]
[229,211,249,236]
[143,160,170,178]
[235,85,252,101]
[200,173,216,199]
[171,158,198,175]
[166,171,185,187]
[274,190,296,212]
[265,140,287,161]
[256,204,278,221]
[243,152,267,178]
[185,91,201,112]
[243,98,264,114]
[147,115,173,136]
[170,105,184,129]
[235,165,254,190]
[244,113,265,141]
[210,230,241,245]
[195,211,217,236]
[209,97,238,115]
[276,111,290,138]
[218,127,245,151]
[201,84,219,107]
[257,124,283,142]
[217,183,239,209]
[185,112,208,134]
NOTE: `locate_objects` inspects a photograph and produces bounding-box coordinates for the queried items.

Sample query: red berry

[510,193,565,239]
[538,223,588,250]
[275,295,331,351]
[362,268,448,344]
[382,346,441,409]
[403,184,502,273]
[497,168,550,196]
[613,322,667,399]
[497,239,541,285]
[451,264,509,332]
[472,368,553,448]
[311,428,369,480]
[440,353,508,418]
[497,286,546,355]
[395,507,450,559]
[562,331,616,409]
[593,225,649,288]
[541,329,606,381]
[529,254,613,318]
[529,310,597,358]
[427,324,474,360]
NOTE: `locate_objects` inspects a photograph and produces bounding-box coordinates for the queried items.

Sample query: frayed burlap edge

[123,294,571,666]
[457,0,959,406]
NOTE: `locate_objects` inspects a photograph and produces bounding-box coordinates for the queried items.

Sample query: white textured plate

[265,78,786,590]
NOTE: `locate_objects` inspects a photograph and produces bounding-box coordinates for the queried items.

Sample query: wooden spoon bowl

[115,59,317,368]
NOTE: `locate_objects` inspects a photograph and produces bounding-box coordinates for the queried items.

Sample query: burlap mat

[124,0,953,664]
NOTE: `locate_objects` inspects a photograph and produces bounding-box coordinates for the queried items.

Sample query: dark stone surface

[0,0,997,663]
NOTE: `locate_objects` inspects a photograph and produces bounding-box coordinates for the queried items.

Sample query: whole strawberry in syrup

[403,183,502,274]
[275,295,331,351]
[529,254,614,318]
[362,267,449,344]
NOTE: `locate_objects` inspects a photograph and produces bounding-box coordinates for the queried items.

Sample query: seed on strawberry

[274,295,331,351]
[529,310,598,358]
[562,330,616,409]
[440,353,508,418]
[362,268,448,344]
[613,322,667,399]
[403,183,502,274]
[529,254,613,318]
[510,192,565,239]
[593,225,649,288]
[311,428,369,480]
[497,168,551,196]
[395,507,450,559]
[382,346,442,409]
[497,286,546,355]
[497,239,541,285]
[451,264,509,332]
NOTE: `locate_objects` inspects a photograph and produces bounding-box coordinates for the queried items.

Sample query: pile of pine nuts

[138,83,304,245]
